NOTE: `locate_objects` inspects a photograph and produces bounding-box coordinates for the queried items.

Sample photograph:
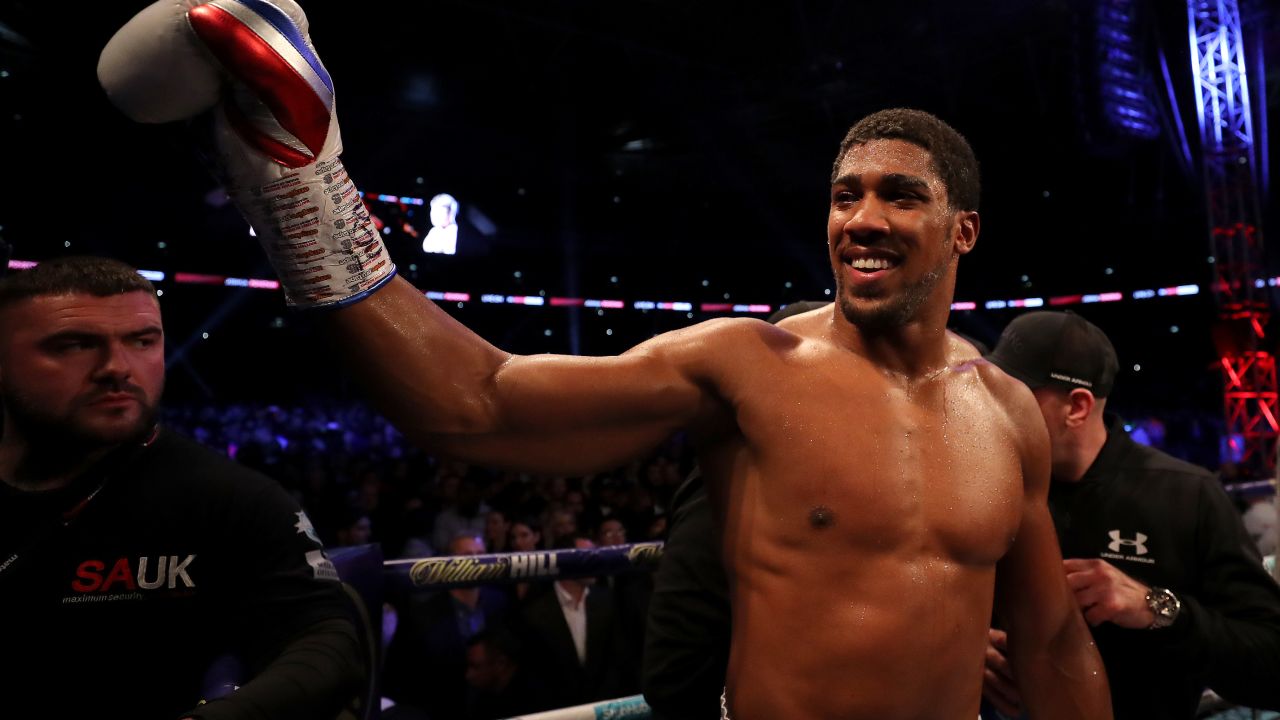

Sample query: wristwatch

[1145,586,1181,629]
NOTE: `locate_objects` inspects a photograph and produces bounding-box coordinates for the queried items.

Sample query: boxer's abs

[725,548,999,719]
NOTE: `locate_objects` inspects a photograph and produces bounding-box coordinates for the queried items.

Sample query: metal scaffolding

[1187,0,1274,475]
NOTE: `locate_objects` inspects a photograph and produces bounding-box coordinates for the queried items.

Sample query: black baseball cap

[767,301,828,324]
[985,311,1119,397]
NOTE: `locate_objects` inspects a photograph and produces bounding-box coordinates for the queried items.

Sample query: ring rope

[501,694,650,720]
[384,541,665,590]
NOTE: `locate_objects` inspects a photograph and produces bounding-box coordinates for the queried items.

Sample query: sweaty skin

[702,317,1067,718]
[321,140,1111,719]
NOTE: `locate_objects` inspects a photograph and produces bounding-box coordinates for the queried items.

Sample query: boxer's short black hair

[831,108,981,212]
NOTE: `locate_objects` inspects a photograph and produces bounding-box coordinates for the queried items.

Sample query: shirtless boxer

[98,2,1111,717]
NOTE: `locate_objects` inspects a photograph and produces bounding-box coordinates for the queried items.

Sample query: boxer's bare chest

[713,349,1024,566]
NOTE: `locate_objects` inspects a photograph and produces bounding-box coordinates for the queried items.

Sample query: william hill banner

[385,542,665,591]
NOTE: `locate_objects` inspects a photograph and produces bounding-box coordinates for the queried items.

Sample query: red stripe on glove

[188,3,330,168]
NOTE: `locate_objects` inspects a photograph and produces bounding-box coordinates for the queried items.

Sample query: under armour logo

[1108,530,1148,555]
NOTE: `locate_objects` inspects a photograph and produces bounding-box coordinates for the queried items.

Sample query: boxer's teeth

[850,258,892,270]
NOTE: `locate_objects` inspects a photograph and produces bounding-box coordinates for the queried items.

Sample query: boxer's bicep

[425,332,721,473]
[324,276,728,473]
[493,348,712,429]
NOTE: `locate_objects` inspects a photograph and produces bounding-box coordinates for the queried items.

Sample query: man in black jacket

[0,257,363,719]
[517,534,637,709]
[382,533,511,718]
[982,311,1280,720]
[641,468,731,720]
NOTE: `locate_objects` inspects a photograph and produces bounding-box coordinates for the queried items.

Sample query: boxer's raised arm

[322,276,732,474]
[98,0,739,474]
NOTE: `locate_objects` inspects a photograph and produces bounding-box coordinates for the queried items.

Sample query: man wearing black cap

[982,310,1280,720]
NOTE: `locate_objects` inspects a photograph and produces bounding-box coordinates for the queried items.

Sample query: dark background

[2,0,1277,468]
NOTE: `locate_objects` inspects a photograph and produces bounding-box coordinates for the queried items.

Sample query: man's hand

[982,629,1024,717]
[1062,558,1155,629]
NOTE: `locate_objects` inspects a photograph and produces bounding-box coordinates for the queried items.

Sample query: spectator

[484,509,512,554]
[464,629,551,718]
[2,257,363,719]
[382,534,510,718]
[432,471,490,552]
[516,535,636,708]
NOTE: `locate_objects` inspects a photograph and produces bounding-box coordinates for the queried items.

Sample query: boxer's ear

[952,210,979,256]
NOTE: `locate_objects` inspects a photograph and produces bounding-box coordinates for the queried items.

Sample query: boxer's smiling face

[0,291,165,449]
[827,138,975,331]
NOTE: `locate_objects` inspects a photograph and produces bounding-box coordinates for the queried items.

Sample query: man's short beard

[836,254,950,333]
[2,384,158,456]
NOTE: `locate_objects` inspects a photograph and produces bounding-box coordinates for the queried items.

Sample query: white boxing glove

[98,0,395,308]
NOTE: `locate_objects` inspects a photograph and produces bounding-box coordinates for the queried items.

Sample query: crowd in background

[164,401,685,558]
[163,400,684,718]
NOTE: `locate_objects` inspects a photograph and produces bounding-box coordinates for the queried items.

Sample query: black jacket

[517,581,635,708]
[641,472,731,720]
[1,429,361,720]
[382,587,511,717]
[1049,417,1280,719]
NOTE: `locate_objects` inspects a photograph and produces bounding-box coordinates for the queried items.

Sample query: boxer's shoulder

[631,315,801,362]
[970,358,1051,458]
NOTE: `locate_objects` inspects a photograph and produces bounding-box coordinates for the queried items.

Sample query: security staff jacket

[1048,416,1280,719]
